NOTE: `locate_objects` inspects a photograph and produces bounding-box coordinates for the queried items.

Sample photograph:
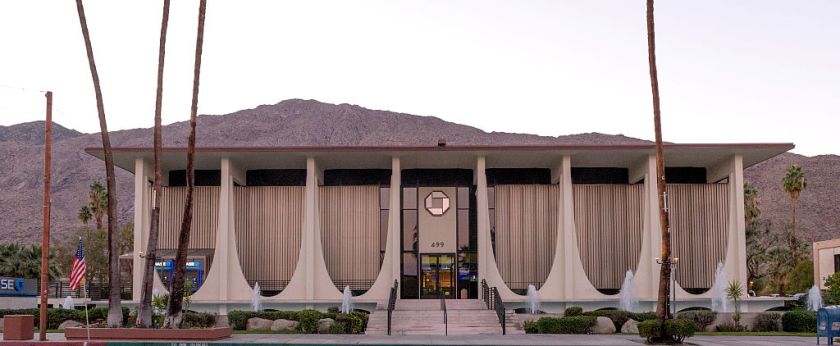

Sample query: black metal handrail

[491,287,506,335]
[440,295,448,336]
[481,279,490,309]
[387,279,398,336]
[47,281,132,300]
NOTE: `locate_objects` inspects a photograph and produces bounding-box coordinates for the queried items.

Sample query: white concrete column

[538,159,566,300]
[557,156,608,300]
[281,157,341,301]
[475,156,519,300]
[359,157,402,301]
[132,158,153,302]
[191,158,251,313]
[632,155,663,301]
[724,155,748,296]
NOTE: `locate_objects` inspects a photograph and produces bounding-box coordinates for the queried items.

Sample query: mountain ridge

[0,99,834,244]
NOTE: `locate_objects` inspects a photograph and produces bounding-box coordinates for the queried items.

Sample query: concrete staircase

[366,299,523,335]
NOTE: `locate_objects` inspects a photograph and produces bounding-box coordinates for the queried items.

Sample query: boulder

[621,319,639,333]
[58,320,85,330]
[317,318,335,333]
[591,316,617,334]
[246,317,273,330]
[271,319,299,331]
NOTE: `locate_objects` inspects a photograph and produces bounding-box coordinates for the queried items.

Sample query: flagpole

[83,281,90,341]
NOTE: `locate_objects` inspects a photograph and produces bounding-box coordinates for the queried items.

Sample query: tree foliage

[0,243,61,280]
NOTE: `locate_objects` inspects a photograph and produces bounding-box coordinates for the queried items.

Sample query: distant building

[87,142,792,314]
[813,239,840,289]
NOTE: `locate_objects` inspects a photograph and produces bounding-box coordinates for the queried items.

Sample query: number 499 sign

[430,241,445,248]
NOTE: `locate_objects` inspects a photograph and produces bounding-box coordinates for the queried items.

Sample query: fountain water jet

[341,286,353,313]
[251,282,262,312]
[711,262,729,313]
[808,284,823,311]
[63,295,74,310]
[526,284,541,314]
[619,270,638,312]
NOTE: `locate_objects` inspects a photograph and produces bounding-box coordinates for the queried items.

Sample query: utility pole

[39,91,53,341]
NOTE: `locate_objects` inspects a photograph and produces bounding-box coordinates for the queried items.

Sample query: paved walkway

[29,333,817,345]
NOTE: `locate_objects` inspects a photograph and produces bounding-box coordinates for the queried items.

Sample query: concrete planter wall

[64,327,232,340]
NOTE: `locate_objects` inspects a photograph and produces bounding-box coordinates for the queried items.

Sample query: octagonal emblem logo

[424,191,450,216]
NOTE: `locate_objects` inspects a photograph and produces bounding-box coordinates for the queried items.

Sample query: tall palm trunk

[74,0,122,327]
[137,0,171,328]
[645,0,672,320]
[791,195,798,264]
[165,0,207,328]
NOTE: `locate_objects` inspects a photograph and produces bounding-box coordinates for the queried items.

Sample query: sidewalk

[17,333,816,345]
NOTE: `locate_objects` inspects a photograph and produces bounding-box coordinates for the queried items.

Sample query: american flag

[69,238,86,290]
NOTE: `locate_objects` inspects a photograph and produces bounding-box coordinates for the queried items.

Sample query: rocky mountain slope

[0,99,834,244]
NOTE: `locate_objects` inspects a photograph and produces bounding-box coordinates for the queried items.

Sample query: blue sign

[0,277,38,297]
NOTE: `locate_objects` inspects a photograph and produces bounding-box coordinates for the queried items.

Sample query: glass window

[402,187,417,209]
[457,209,470,250]
[380,187,390,209]
[402,210,417,251]
[401,252,418,299]
[457,187,470,209]
[380,210,389,251]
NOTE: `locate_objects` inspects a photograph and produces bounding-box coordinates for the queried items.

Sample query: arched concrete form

[269,157,342,301]
[234,186,304,296]
[358,157,402,301]
[573,184,644,295]
[476,157,519,300]
[492,184,559,294]
[668,184,729,294]
[191,159,253,312]
[319,185,382,294]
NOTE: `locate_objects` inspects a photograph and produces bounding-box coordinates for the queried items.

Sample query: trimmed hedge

[638,319,695,343]
[531,316,596,334]
[752,312,782,332]
[0,307,130,329]
[564,306,583,317]
[227,309,368,334]
[782,310,817,332]
[181,311,217,329]
[675,310,716,331]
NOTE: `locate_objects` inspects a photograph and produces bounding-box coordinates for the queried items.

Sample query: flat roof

[85,143,794,174]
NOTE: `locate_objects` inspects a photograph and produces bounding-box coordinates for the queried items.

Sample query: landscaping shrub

[334,311,367,334]
[227,311,299,330]
[782,310,817,332]
[715,321,747,332]
[564,306,583,317]
[297,309,322,333]
[181,311,217,329]
[664,319,696,343]
[533,316,595,334]
[638,319,695,343]
[676,310,716,331]
[523,320,538,334]
[752,312,782,332]
[327,323,345,334]
[637,320,661,343]
[631,311,657,321]
[0,307,129,329]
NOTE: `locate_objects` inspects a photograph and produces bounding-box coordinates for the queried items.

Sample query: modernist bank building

[88,142,792,314]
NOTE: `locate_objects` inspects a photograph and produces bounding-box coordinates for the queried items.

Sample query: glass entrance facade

[400,169,478,299]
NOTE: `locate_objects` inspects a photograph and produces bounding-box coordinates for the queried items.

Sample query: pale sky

[1,1,838,156]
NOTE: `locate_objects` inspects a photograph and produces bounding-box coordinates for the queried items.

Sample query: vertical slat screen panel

[235,186,304,291]
[320,185,380,292]
[158,186,219,249]
[493,184,559,291]
[667,184,729,291]
[573,184,644,291]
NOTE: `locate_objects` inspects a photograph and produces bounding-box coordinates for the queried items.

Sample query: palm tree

[137,0,171,328]
[645,0,672,320]
[744,182,760,225]
[782,165,807,265]
[165,0,207,328]
[74,0,122,327]
[78,181,107,229]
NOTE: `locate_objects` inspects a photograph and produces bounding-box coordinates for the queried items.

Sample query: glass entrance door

[420,254,455,299]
